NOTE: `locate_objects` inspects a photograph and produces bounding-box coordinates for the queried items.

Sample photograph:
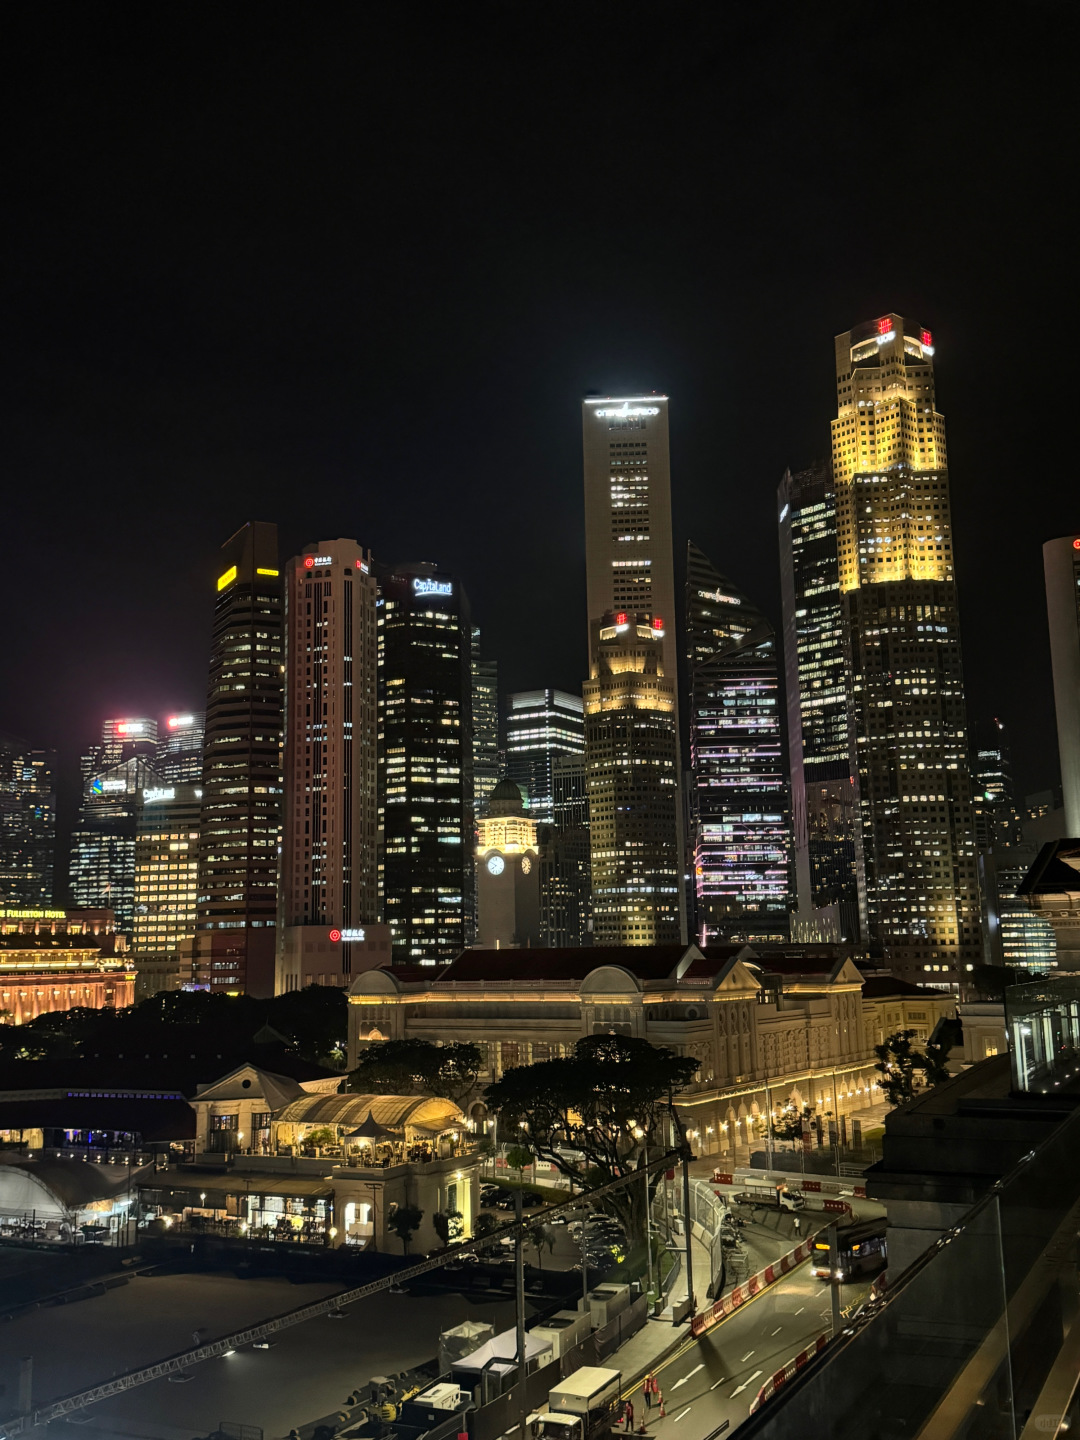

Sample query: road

[0,1269,520,1440]
[621,1258,872,1438]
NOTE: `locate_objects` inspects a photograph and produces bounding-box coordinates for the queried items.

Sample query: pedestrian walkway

[605,1231,714,1391]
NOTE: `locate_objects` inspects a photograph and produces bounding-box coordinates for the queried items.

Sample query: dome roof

[486,777,525,817]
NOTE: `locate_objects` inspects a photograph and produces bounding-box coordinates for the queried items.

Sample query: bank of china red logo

[328,928,341,942]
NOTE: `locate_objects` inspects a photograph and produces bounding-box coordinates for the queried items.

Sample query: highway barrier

[690,1236,818,1339]
[747,1332,829,1413]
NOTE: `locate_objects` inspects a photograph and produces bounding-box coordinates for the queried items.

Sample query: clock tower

[475,778,540,948]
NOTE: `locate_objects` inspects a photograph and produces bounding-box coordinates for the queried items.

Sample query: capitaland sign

[412,578,453,597]
[594,404,660,418]
[143,787,176,803]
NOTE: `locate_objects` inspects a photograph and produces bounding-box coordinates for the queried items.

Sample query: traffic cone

[658,1394,666,1419]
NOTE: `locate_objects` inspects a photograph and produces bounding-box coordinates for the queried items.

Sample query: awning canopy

[274,1093,464,1133]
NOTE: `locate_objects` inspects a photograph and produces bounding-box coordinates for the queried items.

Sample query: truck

[529,1367,623,1440]
[734,1185,806,1212]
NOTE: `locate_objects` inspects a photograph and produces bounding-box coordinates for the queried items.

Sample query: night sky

[3,6,1073,857]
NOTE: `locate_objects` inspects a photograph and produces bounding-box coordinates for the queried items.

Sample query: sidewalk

[604,1231,713,1390]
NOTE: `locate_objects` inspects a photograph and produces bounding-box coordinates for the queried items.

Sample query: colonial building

[163,1062,479,1252]
[347,944,955,1160]
[0,907,135,1024]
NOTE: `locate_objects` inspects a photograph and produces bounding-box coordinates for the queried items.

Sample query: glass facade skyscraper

[777,462,859,942]
[471,627,500,814]
[584,611,680,945]
[157,712,205,784]
[70,753,161,936]
[505,689,584,822]
[379,562,473,964]
[832,315,981,985]
[686,543,791,944]
[192,521,284,996]
[0,735,56,909]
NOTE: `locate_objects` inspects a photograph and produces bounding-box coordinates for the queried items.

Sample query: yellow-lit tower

[832,315,980,986]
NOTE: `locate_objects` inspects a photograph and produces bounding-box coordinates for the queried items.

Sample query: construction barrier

[690,1237,817,1339]
[748,1332,829,1413]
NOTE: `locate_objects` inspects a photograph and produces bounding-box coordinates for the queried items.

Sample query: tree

[528,1222,555,1269]
[484,1034,696,1244]
[504,1144,533,1181]
[387,1204,424,1255]
[432,1209,462,1247]
[970,964,1042,1002]
[874,1029,952,1106]
[473,1212,499,1239]
[349,1039,483,1105]
[771,1103,811,1150]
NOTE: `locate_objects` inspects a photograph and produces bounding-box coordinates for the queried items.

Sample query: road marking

[771,1326,783,1335]
[671,1364,704,1390]
[730,1370,762,1398]
[710,1377,728,1391]
[794,1306,805,1315]
[673,1407,692,1422]
[740,1351,754,1362]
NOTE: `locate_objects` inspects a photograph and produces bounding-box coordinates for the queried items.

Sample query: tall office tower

[505,690,585,821]
[972,718,1022,851]
[686,544,792,944]
[0,735,56,907]
[540,754,592,946]
[280,540,379,965]
[80,717,159,789]
[778,462,860,943]
[379,562,473,964]
[1043,535,1080,836]
[582,394,686,941]
[584,611,680,945]
[69,754,162,935]
[471,628,500,814]
[131,781,202,996]
[157,712,205,784]
[192,522,284,996]
[832,315,980,985]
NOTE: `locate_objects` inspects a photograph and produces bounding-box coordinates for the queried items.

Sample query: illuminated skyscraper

[832,315,980,984]
[505,689,584,822]
[582,394,686,941]
[471,627,500,814]
[192,521,284,995]
[0,735,56,908]
[70,753,161,935]
[379,562,473,964]
[686,544,791,944]
[584,611,680,945]
[539,753,592,947]
[1043,534,1080,836]
[778,462,859,942]
[132,780,202,996]
[583,396,679,688]
[278,540,379,986]
[157,712,205,784]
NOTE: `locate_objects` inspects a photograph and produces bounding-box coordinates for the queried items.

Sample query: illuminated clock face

[487,854,505,876]
[521,855,532,875]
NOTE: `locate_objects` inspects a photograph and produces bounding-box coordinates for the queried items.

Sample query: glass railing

[1005,974,1080,1093]
[734,1095,1080,1439]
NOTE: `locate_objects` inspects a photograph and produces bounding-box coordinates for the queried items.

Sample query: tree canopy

[484,1034,696,1241]
[874,1028,952,1106]
[348,1038,483,1105]
[0,985,349,1068]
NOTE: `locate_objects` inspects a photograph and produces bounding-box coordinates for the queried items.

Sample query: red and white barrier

[748,1332,829,1413]
[690,1236,817,1339]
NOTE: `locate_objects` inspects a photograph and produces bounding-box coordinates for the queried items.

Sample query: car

[519,1192,544,1210]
